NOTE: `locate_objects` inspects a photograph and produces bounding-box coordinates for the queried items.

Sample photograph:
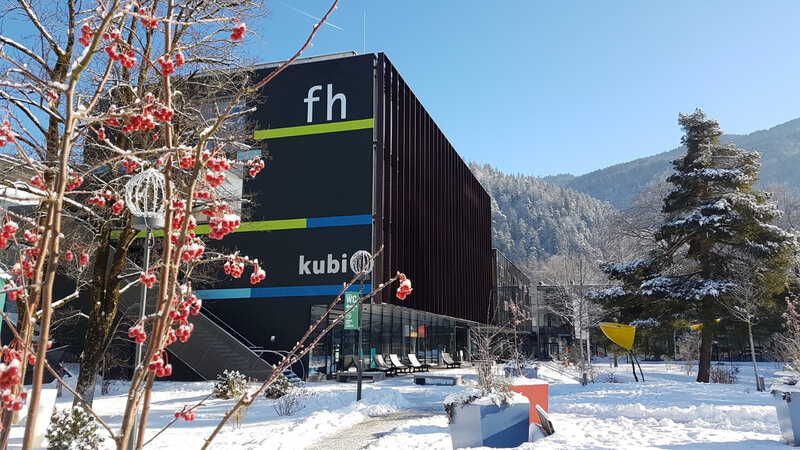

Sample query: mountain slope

[470,163,616,265]
[565,117,800,209]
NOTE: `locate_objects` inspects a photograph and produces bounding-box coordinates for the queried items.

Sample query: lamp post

[349,250,373,402]
[124,168,166,449]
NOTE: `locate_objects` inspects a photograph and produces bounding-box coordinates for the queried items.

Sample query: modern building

[165,52,493,379]
[490,250,534,356]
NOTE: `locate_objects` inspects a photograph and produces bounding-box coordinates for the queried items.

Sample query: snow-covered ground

[10,360,789,449]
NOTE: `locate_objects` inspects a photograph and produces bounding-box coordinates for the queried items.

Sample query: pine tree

[597,110,797,382]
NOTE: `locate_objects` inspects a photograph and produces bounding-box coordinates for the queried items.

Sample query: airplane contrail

[278,1,344,30]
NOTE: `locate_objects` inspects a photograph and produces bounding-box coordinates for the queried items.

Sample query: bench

[336,371,386,383]
[413,374,462,386]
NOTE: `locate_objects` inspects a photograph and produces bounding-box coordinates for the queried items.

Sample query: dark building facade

[189,52,492,377]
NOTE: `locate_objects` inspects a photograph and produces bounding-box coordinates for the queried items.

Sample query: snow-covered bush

[710,365,739,384]
[676,330,701,375]
[263,373,292,399]
[46,406,103,450]
[214,370,250,400]
[778,290,800,374]
[272,385,311,416]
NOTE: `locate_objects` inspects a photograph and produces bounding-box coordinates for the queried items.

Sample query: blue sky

[250,1,800,177]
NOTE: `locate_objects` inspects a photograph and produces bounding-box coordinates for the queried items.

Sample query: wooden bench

[413,374,462,386]
[336,371,386,383]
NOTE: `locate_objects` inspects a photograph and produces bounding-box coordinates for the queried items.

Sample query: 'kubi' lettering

[299,253,349,275]
[303,84,346,123]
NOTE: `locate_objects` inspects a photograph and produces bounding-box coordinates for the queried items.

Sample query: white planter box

[448,396,530,449]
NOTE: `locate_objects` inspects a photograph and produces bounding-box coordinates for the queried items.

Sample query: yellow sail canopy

[600,322,636,351]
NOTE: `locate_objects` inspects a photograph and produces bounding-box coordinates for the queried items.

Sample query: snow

[8,362,789,449]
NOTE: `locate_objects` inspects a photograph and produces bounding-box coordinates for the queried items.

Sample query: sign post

[344,291,363,400]
[348,250,373,402]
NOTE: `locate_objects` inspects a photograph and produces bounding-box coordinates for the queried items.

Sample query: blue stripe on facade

[197,284,371,299]
[196,288,252,299]
[306,214,372,228]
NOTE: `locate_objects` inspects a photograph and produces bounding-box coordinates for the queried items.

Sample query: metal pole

[356,281,364,402]
[134,230,151,369]
[129,229,151,450]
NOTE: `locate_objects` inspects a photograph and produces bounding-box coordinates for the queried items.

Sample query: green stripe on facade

[253,118,374,140]
[115,218,309,239]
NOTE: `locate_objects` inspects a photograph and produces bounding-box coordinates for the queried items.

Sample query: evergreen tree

[597,110,797,382]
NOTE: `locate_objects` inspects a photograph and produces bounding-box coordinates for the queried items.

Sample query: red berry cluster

[79,251,89,267]
[121,114,155,133]
[122,157,139,173]
[45,91,59,105]
[396,273,413,300]
[179,148,195,169]
[175,322,194,342]
[205,170,225,188]
[231,22,246,41]
[106,117,121,127]
[205,207,241,240]
[223,255,244,278]
[106,43,137,68]
[128,323,147,344]
[30,176,45,190]
[175,50,185,67]
[66,172,84,191]
[175,408,196,421]
[96,126,107,141]
[248,157,265,177]
[181,238,205,262]
[88,192,107,207]
[208,155,230,172]
[79,24,95,46]
[148,351,172,377]
[139,8,159,28]
[250,260,265,285]
[0,120,16,147]
[111,196,125,215]
[157,56,175,76]
[140,270,157,288]
[0,346,27,412]
[193,190,211,200]
[65,250,74,261]
[144,93,174,122]
[172,207,196,231]
[169,292,202,321]
[0,221,18,250]
[6,280,21,301]
[12,259,34,279]
[23,229,38,245]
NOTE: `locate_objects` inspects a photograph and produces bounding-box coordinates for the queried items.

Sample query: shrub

[46,406,103,450]
[273,385,310,416]
[214,370,249,400]
[263,373,292,399]
[710,365,739,384]
[676,331,701,375]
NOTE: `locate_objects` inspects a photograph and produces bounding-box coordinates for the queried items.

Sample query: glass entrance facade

[307,302,478,378]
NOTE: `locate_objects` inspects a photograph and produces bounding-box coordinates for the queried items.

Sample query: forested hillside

[564,117,800,208]
[469,163,616,266]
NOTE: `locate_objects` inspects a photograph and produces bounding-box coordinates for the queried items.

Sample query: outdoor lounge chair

[388,354,412,374]
[370,354,398,376]
[441,352,461,368]
[407,354,431,372]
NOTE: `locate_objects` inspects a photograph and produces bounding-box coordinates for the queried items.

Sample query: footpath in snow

[9,361,788,449]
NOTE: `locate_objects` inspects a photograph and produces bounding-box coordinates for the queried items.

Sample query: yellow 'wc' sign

[600,322,636,351]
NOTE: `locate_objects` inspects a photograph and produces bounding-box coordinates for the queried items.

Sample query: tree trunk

[747,320,760,389]
[75,221,135,406]
[696,297,715,383]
